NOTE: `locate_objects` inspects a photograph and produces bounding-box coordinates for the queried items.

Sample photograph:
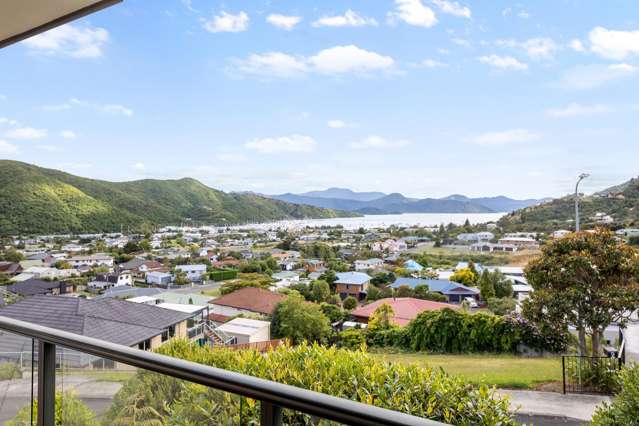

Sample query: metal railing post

[37,341,56,426]
[260,401,283,426]
[561,356,566,394]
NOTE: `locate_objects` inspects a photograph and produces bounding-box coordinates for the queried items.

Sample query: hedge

[209,269,238,281]
[352,308,568,354]
[104,341,517,425]
[592,365,639,425]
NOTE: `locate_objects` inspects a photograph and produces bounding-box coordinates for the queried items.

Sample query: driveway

[500,390,610,423]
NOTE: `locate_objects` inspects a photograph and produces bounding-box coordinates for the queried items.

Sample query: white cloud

[349,135,411,149]
[5,127,48,140]
[44,98,133,116]
[234,45,395,78]
[469,129,539,145]
[451,38,471,47]
[102,104,134,116]
[202,11,249,33]
[37,145,63,152]
[496,37,559,60]
[432,0,471,18]
[245,135,316,153]
[22,24,109,58]
[180,0,198,13]
[233,52,309,78]
[559,63,637,90]
[327,120,347,129]
[546,103,612,118]
[133,162,145,170]
[478,54,528,71]
[388,0,438,28]
[0,94,5,100]
[313,10,378,27]
[589,27,639,60]
[60,130,77,139]
[0,117,18,126]
[0,140,18,154]
[569,39,586,53]
[517,10,531,19]
[308,45,394,74]
[417,58,448,68]
[266,14,302,30]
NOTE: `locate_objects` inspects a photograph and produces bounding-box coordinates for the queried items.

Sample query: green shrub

[342,296,357,310]
[367,327,409,348]
[7,392,98,426]
[106,341,516,425]
[565,359,621,395]
[338,328,367,350]
[487,297,517,316]
[592,365,639,425]
[0,362,21,380]
[209,269,237,281]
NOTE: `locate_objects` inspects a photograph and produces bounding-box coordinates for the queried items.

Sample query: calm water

[233,213,506,231]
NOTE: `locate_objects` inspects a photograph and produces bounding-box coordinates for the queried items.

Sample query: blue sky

[0,0,638,199]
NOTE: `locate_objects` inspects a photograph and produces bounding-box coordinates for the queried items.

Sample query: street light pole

[575,173,590,232]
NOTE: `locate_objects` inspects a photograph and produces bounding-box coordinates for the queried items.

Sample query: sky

[0,0,638,199]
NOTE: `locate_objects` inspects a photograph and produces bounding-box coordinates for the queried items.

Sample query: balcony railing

[0,315,444,426]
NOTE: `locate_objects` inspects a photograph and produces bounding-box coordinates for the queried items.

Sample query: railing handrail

[0,315,442,426]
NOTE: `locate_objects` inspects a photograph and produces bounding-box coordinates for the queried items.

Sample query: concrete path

[499,390,611,422]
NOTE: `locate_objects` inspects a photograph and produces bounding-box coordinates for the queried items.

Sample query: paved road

[0,376,122,424]
[500,390,610,423]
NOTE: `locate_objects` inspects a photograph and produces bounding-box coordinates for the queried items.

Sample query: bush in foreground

[104,341,517,425]
[592,365,639,426]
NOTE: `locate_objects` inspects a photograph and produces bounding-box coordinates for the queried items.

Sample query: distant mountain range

[499,176,639,232]
[0,161,357,235]
[266,188,549,215]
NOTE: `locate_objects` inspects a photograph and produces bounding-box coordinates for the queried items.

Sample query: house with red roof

[350,297,458,327]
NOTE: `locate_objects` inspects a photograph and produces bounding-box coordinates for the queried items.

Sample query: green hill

[498,177,639,232]
[0,161,358,235]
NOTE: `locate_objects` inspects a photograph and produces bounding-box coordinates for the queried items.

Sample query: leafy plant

[592,365,639,425]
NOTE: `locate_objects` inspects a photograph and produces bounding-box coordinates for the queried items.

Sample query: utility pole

[575,173,590,232]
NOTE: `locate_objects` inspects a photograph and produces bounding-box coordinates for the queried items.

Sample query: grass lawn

[370,350,562,390]
[63,369,136,383]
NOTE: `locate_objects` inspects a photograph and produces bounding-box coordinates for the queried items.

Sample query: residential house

[11,266,78,282]
[6,279,71,297]
[616,228,639,238]
[0,296,194,355]
[403,259,424,272]
[215,318,271,344]
[208,287,285,318]
[372,239,407,253]
[470,242,518,253]
[552,230,572,239]
[0,262,21,276]
[457,232,494,243]
[146,271,173,286]
[271,271,301,290]
[118,257,168,277]
[67,254,114,268]
[390,278,480,303]
[175,264,207,282]
[304,259,325,272]
[496,237,539,250]
[96,271,133,287]
[335,272,371,301]
[350,297,458,326]
[354,258,384,272]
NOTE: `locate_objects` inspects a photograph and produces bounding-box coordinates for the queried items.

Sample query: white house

[215,318,270,344]
[616,228,639,238]
[175,264,207,282]
[146,271,173,286]
[354,258,384,272]
[552,230,572,239]
[67,254,114,268]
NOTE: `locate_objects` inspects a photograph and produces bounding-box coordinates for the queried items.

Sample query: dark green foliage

[487,297,517,315]
[0,160,356,235]
[592,365,639,425]
[271,295,332,343]
[342,296,357,310]
[404,309,567,353]
[320,302,345,322]
[209,269,238,281]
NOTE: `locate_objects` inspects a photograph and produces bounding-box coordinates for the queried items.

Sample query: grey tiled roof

[0,295,193,346]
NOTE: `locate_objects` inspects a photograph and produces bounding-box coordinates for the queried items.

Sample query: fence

[224,339,287,352]
[562,355,622,394]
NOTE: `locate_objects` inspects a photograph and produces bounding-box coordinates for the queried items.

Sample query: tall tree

[523,229,639,356]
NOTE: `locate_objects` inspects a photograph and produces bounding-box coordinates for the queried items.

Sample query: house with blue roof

[403,259,424,272]
[335,272,371,301]
[390,278,479,303]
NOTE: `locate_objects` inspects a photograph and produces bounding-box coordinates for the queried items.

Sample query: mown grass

[369,349,562,389]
